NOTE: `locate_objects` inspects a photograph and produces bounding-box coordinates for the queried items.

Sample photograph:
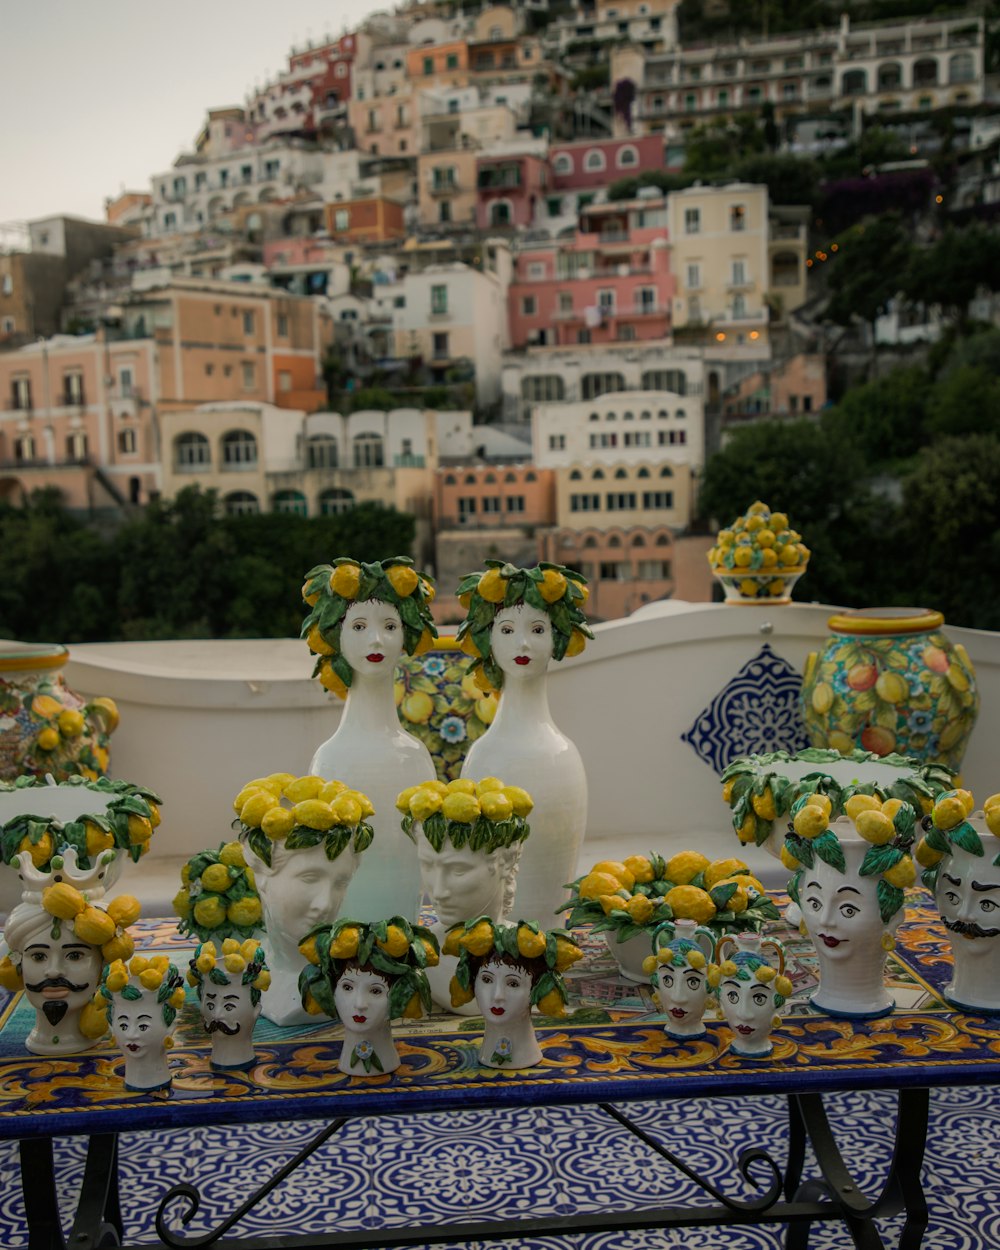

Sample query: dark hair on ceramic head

[467,948,547,987]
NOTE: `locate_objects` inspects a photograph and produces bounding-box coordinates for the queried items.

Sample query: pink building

[475,153,550,230]
[549,136,667,192]
[508,196,673,348]
[434,463,555,530]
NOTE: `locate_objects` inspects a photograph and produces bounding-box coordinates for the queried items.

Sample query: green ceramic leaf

[860,844,903,878]
[876,878,904,924]
[949,821,984,857]
[812,831,846,873]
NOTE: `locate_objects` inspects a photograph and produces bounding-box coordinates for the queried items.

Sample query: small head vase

[643,919,715,1039]
[455,563,592,694]
[174,841,263,944]
[398,777,533,929]
[445,918,583,1069]
[918,788,1000,1013]
[0,858,140,1055]
[97,956,186,1092]
[188,938,271,1070]
[785,793,917,1019]
[709,933,791,1058]
[298,916,439,1076]
[234,773,374,1026]
[301,557,437,701]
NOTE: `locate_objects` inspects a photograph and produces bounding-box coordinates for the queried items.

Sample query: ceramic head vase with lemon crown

[302,556,439,921]
[397,776,532,1012]
[783,791,918,1018]
[298,916,439,1076]
[643,918,715,1039]
[188,937,270,1070]
[706,501,809,604]
[95,956,186,1092]
[445,918,583,1069]
[455,562,593,921]
[0,856,140,1055]
[708,932,792,1057]
[233,773,374,1027]
[916,788,1000,1013]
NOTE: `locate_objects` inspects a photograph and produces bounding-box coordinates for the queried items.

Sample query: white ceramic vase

[461,607,586,924]
[797,818,899,1019]
[715,931,786,1057]
[932,813,1000,1014]
[475,957,543,1069]
[651,919,715,1039]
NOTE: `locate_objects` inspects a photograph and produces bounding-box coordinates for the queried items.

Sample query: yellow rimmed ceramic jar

[0,643,118,782]
[800,608,979,772]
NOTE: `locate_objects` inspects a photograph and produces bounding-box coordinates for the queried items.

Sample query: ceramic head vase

[456,563,592,922]
[188,938,271,1071]
[234,773,374,1027]
[302,557,439,921]
[785,792,918,1018]
[0,854,140,1055]
[96,956,186,1092]
[709,932,792,1057]
[298,916,439,1076]
[917,788,1000,1013]
[173,840,263,943]
[444,917,584,1069]
[643,918,715,1039]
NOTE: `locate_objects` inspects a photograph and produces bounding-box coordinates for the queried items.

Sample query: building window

[241,362,256,389]
[224,491,259,516]
[584,149,606,172]
[570,494,600,512]
[589,432,618,448]
[506,495,525,513]
[597,289,615,313]
[278,370,293,393]
[307,436,338,468]
[684,207,700,234]
[277,313,289,337]
[431,284,448,315]
[273,490,308,516]
[175,432,211,469]
[522,375,564,402]
[553,153,573,176]
[222,430,258,468]
[423,56,434,75]
[624,431,651,447]
[548,434,566,450]
[559,293,573,314]
[14,434,36,463]
[606,492,636,511]
[482,497,501,514]
[118,367,134,397]
[334,209,349,231]
[433,331,449,359]
[617,145,638,168]
[642,369,687,395]
[319,488,354,515]
[353,433,385,467]
[638,559,671,578]
[730,205,746,231]
[458,497,477,520]
[600,562,628,580]
[446,53,458,69]
[732,259,746,285]
[117,428,136,455]
[63,372,84,406]
[12,377,31,410]
[581,372,626,400]
[66,432,88,461]
[643,491,673,508]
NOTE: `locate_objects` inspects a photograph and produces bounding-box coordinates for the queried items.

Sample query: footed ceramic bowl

[604,930,652,983]
[713,568,804,605]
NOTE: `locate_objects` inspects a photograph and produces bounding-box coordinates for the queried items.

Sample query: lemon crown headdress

[188,938,270,1007]
[445,917,582,1013]
[301,556,438,693]
[297,915,439,1022]
[175,843,263,943]
[784,792,918,924]
[0,775,163,872]
[455,562,592,692]
[918,789,1000,887]
[98,956,186,1026]
[397,779,531,854]
[707,950,792,1007]
[650,935,707,973]
[232,775,375,870]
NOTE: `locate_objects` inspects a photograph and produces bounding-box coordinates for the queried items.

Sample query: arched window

[640,410,651,420]
[606,411,616,421]
[616,145,639,168]
[642,369,687,395]
[464,473,477,484]
[319,488,355,515]
[592,468,605,480]
[949,52,974,83]
[175,431,211,469]
[484,473,496,483]
[913,58,937,87]
[490,200,513,226]
[878,62,902,90]
[224,491,259,515]
[525,471,537,481]
[660,465,673,477]
[521,375,564,402]
[842,68,867,95]
[222,430,257,468]
[608,534,622,547]
[623,411,634,421]
[353,432,384,467]
[583,535,598,548]
[676,408,686,420]
[306,435,339,468]
[631,533,646,546]
[582,372,625,399]
[584,149,606,172]
[273,490,307,516]
[655,532,670,547]
[570,469,582,480]
[444,473,457,485]
[553,153,573,175]
[637,467,650,478]
[614,468,627,479]
[504,471,517,482]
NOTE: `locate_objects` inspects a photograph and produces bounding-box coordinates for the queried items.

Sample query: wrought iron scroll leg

[885,1089,929,1250]
[20,1137,67,1250]
[69,1134,124,1249]
[784,1094,808,1200]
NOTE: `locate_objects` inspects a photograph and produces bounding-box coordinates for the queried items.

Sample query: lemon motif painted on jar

[799,608,979,773]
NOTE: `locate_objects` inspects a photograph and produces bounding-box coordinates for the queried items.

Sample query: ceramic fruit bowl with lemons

[560,852,780,982]
[706,501,809,604]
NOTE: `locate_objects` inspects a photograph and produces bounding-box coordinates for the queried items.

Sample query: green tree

[684,115,765,177]
[820,365,930,466]
[824,214,911,368]
[925,364,1000,440]
[733,154,820,207]
[903,225,1000,331]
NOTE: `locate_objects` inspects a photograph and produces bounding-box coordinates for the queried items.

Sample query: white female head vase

[298,915,439,1076]
[445,918,583,1069]
[235,773,374,1026]
[188,938,271,1070]
[643,919,715,1039]
[917,788,1000,1013]
[0,855,140,1055]
[785,791,918,1018]
[709,932,791,1058]
[97,955,186,1092]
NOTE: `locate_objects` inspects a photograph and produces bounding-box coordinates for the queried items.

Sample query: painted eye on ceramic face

[341,980,354,993]
[839,903,859,919]
[351,621,366,631]
[660,971,674,988]
[685,974,702,991]
[504,977,521,990]
[725,989,739,1003]
[480,971,494,984]
[944,891,960,905]
[531,624,545,635]
[752,990,769,1007]
[499,624,514,636]
[806,897,821,911]
[981,899,998,913]
[370,985,384,996]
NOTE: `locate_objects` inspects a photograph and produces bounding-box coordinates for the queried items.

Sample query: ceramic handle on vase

[692,925,716,963]
[761,936,786,976]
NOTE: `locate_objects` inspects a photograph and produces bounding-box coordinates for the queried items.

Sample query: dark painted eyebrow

[836,886,862,895]
[942,873,962,887]
[805,881,822,891]
[972,881,1000,893]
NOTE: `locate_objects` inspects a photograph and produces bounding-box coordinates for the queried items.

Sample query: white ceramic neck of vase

[339,667,400,735]
[124,1049,172,1091]
[481,1011,542,1067]
[491,665,553,730]
[950,934,1000,1004]
[26,1008,94,1056]
[210,1028,257,1069]
[339,1022,399,1075]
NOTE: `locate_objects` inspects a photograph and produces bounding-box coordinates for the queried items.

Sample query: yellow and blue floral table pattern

[0,894,996,1140]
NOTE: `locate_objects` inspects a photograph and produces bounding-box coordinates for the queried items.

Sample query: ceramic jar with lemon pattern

[800,609,979,773]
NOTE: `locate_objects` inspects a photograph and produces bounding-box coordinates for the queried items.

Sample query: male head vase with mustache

[188,938,270,1071]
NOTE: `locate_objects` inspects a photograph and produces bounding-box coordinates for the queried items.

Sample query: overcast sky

[0,1,386,230]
